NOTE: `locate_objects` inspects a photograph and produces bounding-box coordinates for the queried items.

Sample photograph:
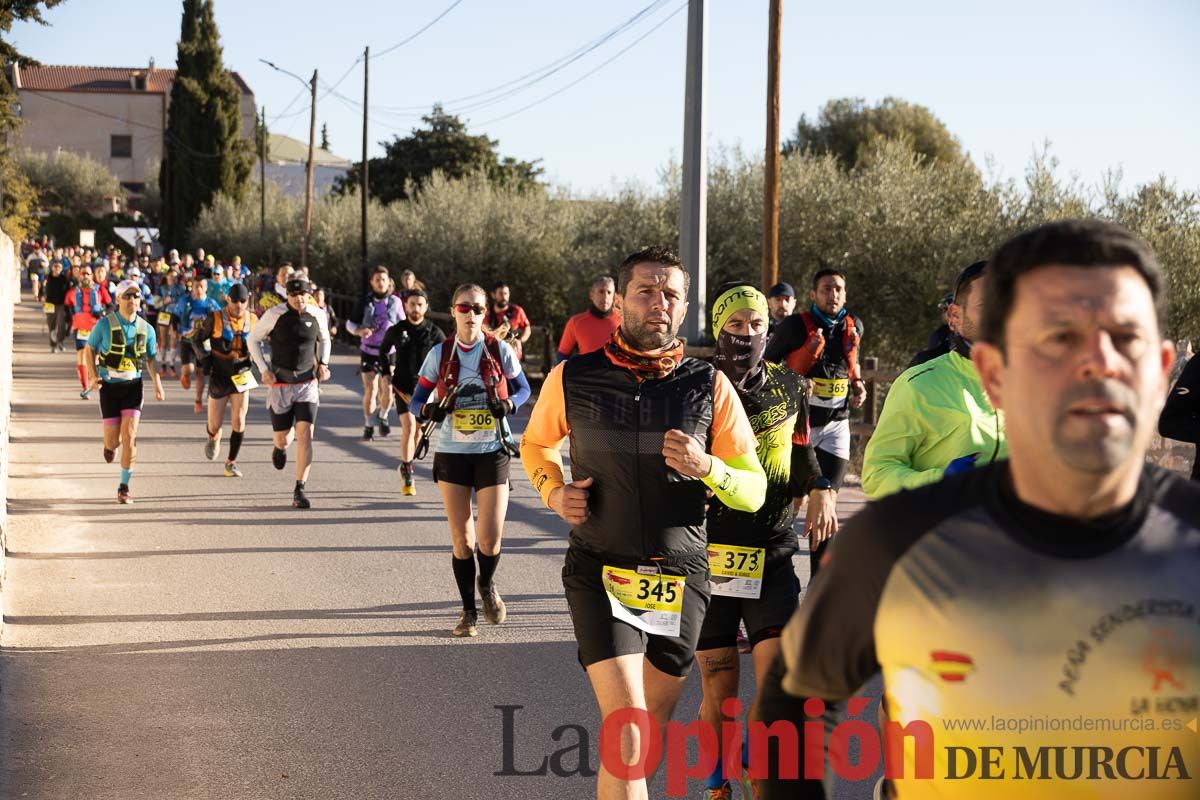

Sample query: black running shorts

[360,352,390,375]
[696,548,800,652]
[99,379,144,420]
[270,402,318,431]
[432,450,510,490]
[562,546,711,678]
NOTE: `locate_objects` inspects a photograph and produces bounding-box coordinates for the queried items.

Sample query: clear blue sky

[14,0,1200,195]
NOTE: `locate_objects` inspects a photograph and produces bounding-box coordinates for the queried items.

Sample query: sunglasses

[228,298,248,304]
[454,303,487,315]
[121,293,142,300]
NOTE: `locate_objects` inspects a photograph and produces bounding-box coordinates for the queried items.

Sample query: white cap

[115,280,142,298]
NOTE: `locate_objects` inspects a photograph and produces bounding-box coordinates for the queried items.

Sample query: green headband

[711,284,768,338]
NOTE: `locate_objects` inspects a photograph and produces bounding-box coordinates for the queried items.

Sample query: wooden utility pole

[259,106,266,240]
[762,0,782,292]
[360,46,369,280]
[301,69,318,270]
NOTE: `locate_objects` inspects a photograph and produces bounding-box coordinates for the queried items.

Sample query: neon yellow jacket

[862,350,1006,499]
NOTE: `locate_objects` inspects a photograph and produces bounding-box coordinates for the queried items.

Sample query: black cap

[286,277,311,295]
[768,282,795,298]
[227,282,250,302]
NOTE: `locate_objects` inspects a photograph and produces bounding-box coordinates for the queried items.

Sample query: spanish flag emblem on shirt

[931,651,975,682]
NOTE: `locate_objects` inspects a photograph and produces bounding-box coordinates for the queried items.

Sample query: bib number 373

[602,565,685,637]
[707,544,765,599]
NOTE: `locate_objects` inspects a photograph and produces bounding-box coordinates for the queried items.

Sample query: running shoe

[400,462,416,496]
[378,417,391,437]
[80,388,91,400]
[117,484,132,504]
[204,438,218,461]
[180,372,191,389]
[224,462,243,478]
[272,447,287,470]
[452,610,479,638]
[478,579,507,625]
[103,447,116,464]
[362,425,374,441]
[705,784,732,800]
[292,487,311,509]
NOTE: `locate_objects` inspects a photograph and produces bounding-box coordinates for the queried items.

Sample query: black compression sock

[476,551,500,587]
[228,430,244,462]
[452,555,477,612]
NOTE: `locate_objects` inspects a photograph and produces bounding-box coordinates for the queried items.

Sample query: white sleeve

[248,303,281,374]
[310,303,332,365]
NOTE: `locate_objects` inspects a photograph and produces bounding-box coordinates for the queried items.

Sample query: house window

[111,135,133,159]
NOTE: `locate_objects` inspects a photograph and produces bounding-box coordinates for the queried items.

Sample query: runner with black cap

[197,281,258,477]
[247,276,331,509]
[766,281,796,336]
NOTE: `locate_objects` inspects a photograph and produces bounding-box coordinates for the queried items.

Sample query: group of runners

[22,218,1200,799]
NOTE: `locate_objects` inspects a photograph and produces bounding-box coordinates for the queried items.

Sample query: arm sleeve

[789,443,822,498]
[1159,357,1200,443]
[499,341,532,409]
[247,304,277,374]
[312,304,331,364]
[703,370,767,512]
[860,374,943,499]
[557,316,577,360]
[520,363,570,508]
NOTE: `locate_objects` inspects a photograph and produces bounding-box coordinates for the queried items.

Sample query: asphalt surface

[0,300,878,800]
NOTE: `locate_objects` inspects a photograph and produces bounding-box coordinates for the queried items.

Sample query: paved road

[0,300,878,799]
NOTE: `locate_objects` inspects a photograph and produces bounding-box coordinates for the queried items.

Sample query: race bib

[811,377,849,399]
[707,544,766,599]
[231,369,258,393]
[157,311,172,326]
[76,329,90,341]
[43,302,54,313]
[450,409,495,444]
[602,565,685,637]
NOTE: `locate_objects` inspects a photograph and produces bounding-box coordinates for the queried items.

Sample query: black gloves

[423,403,447,423]
[489,398,515,419]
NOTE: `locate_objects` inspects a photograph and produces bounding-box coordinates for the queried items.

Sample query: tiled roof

[267,133,352,168]
[12,65,253,96]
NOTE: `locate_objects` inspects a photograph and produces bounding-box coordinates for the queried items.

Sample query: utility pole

[762,0,782,292]
[360,45,370,286]
[301,69,318,271]
[680,0,708,344]
[259,106,266,240]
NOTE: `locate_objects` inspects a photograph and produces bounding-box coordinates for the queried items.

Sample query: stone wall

[0,228,17,626]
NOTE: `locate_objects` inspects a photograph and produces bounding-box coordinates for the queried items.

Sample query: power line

[474,1,687,126]
[269,85,308,124]
[368,0,671,114]
[371,0,466,60]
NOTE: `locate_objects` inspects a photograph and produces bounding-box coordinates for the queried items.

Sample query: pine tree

[320,123,330,152]
[159,0,253,248]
